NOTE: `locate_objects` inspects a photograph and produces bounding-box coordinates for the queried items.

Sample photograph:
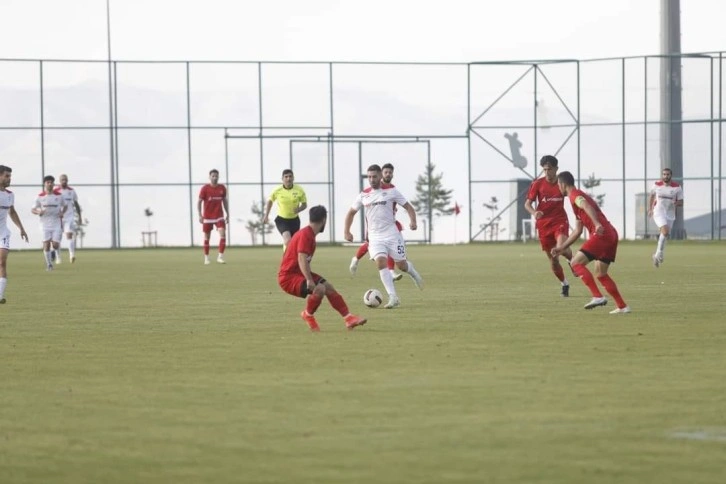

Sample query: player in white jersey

[648,168,684,267]
[31,175,67,271]
[55,174,82,264]
[343,164,424,309]
[0,165,29,303]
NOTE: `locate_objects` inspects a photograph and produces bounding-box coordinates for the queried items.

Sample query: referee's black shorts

[275,216,301,236]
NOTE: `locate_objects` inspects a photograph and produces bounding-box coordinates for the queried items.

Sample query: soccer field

[2,242,725,483]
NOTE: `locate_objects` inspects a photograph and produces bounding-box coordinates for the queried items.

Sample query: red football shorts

[579,228,619,263]
[278,272,324,298]
[538,222,569,252]
[202,220,225,232]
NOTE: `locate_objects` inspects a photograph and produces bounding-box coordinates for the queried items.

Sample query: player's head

[540,155,559,181]
[661,168,672,183]
[308,205,328,233]
[282,169,294,188]
[366,164,383,189]
[209,169,219,185]
[59,174,69,188]
[381,163,395,184]
[0,165,11,188]
[556,171,575,195]
[43,175,55,192]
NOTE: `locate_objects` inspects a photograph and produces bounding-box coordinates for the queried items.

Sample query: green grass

[1,241,726,483]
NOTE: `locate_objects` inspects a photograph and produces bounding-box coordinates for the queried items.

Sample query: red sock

[327,291,349,317]
[355,242,369,260]
[219,238,226,254]
[203,240,210,255]
[553,265,565,282]
[387,256,395,271]
[305,293,323,315]
[597,274,627,308]
[572,264,603,297]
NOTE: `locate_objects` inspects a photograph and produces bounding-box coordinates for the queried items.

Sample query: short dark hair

[282,169,294,177]
[381,163,394,171]
[309,205,327,223]
[557,171,575,186]
[43,175,55,183]
[540,155,558,168]
[366,164,382,173]
[662,168,672,174]
[0,165,11,174]
[209,169,219,176]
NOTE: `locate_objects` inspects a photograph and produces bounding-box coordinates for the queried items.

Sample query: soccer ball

[363,288,383,308]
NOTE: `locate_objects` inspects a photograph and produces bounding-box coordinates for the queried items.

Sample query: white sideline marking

[669,428,726,443]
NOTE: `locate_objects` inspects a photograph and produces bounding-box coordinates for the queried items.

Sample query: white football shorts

[41,226,63,243]
[62,216,77,233]
[368,233,407,262]
[0,229,10,250]
[653,213,675,230]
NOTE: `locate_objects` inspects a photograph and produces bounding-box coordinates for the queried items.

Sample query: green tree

[582,173,606,208]
[410,161,454,242]
[244,201,275,245]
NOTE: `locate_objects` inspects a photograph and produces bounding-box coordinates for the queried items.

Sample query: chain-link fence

[1,53,723,247]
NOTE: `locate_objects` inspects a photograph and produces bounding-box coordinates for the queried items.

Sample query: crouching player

[278,205,367,331]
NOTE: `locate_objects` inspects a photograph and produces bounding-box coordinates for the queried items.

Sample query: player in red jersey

[278,205,366,331]
[551,171,630,314]
[197,169,229,265]
[524,155,573,297]
[349,163,403,281]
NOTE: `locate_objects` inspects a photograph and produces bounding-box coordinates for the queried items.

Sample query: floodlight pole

[106,0,118,247]
[660,0,684,238]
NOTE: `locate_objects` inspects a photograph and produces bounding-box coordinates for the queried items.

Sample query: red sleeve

[526,179,539,202]
[298,229,315,256]
[198,185,207,200]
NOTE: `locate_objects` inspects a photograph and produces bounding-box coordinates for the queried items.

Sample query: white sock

[0,277,7,298]
[657,234,667,255]
[562,279,569,286]
[405,260,421,280]
[379,268,396,297]
[44,250,52,266]
[69,239,76,257]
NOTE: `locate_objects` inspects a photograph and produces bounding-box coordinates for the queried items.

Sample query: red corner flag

[454,201,461,216]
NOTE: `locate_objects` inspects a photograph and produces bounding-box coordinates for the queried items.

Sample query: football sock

[597,274,627,308]
[305,293,323,315]
[379,268,396,297]
[44,250,53,266]
[387,256,395,271]
[572,264,603,297]
[68,239,76,258]
[657,234,666,255]
[404,260,421,280]
[0,277,6,299]
[327,291,349,316]
[355,242,369,260]
[203,240,210,255]
[553,265,565,282]
[219,238,226,254]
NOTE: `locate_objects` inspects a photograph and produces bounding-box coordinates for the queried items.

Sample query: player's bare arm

[262,199,273,224]
[552,220,583,256]
[295,202,307,214]
[524,199,543,219]
[197,198,204,223]
[9,206,28,242]
[223,196,230,223]
[402,202,417,230]
[647,193,656,216]
[297,252,315,290]
[579,200,604,235]
[343,208,357,241]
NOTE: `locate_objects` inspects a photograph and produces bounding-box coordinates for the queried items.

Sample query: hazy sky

[1,0,725,62]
